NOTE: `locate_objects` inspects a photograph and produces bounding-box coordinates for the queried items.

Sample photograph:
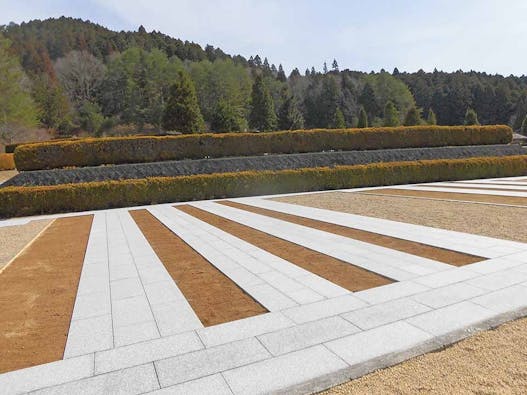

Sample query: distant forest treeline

[2,17,527,142]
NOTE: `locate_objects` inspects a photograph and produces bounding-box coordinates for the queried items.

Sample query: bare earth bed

[274,191,527,393]
[274,191,527,243]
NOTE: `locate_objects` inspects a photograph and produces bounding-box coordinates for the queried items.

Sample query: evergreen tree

[403,107,421,126]
[32,73,72,131]
[277,64,287,82]
[464,107,479,125]
[357,107,368,128]
[249,74,277,131]
[304,68,310,76]
[332,107,346,128]
[162,71,204,133]
[521,115,527,136]
[211,99,246,133]
[278,90,304,130]
[383,101,399,127]
[426,108,437,125]
[323,62,328,74]
[0,35,38,143]
[310,66,316,75]
[359,82,380,120]
[332,59,339,72]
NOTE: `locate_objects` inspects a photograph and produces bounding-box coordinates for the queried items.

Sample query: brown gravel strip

[323,316,527,394]
[177,204,392,291]
[220,201,482,267]
[130,209,266,326]
[0,215,93,373]
[273,191,527,243]
[0,170,17,183]
[363,188,527,206]
[0,219,52,269]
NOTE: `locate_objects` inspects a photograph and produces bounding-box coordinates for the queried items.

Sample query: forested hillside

[2,17,527,144]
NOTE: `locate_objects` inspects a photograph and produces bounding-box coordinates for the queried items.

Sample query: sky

[1,0,526,76]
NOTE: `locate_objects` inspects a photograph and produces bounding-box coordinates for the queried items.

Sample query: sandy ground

[0,170,17,184]
[0,219,52,269]
[274,191,527,394]
[322,317,527,394]
[274,191,527,243]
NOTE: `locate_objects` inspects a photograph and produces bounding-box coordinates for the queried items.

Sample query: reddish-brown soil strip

[0,215,93,374]
[177,205,392,291]
[129,209,266,326]
[362,188,527,206]
[219,201,483,267]
[425,184,527,193]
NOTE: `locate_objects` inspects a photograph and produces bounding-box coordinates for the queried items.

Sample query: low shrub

[0,153,15,170]
[14,125,513,171]
[1,155,526,218]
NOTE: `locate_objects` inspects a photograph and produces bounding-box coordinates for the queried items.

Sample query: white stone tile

[342,298,431,330]
[243,283,297,311]
[466,269,527,291]
[465,258,524,274]
[223,345,349,395]
[143,280,185,306]
[0,354,94,394]
[355,281,429,305]
[155,337,270,387]
[110,277,144,301]
[411,283,486,309]
[71,291,111,320]
[150,374,232,395]
[95,331,203,375]
[112,295,155,327]
[151,300,204,336]
[282,294,368,324]
[109,263,138,282]
[406,301,495,343]
[471,285,527,316]
[325,321,435,368]
[197,312,293,348]
[64,314,113,358]
[32,363,159,395]
[114,320,160,347]
[288,287,325,304]
[413,267,480,288]
[258,316,360,356]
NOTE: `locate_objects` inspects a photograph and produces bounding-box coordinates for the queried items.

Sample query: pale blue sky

[1,0,526,76]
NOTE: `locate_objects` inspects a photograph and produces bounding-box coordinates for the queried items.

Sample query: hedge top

[14,125,513,171]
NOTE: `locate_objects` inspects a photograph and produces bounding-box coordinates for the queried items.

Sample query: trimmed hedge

[0,153,15,170]
[14,125,513,171]
[1,155,526,218]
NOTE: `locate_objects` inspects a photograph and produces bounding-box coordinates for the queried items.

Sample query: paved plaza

[1,176,527,394]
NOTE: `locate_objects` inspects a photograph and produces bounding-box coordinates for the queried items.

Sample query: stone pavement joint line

[1,176,527,394]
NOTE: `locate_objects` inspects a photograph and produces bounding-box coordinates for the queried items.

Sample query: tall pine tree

[464,108,479,125]
[249,74,277,131]
[357,107,368,128]
[426,108,437,125]
[162,71,204,133]
[332,107,346,128]
[278,89,304,130]
[383,101,399,127]
[404,107,421,126]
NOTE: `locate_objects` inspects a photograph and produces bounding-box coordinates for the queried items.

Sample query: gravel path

[4,144,525,187]
[0,219,52,269]
[0,170,17,185]
[323,317,527,394]
[274,191,527,243]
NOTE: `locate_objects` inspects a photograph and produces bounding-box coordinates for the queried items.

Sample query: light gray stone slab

[325,321,436,376]
[76,274,110,296]
[413,267,480,288]
[296,273,350,298]
[466,269,527,291]
[258,316,360,356]
[32,363,159,395]
[223,345,349,395]
[355,281,429,305]
[0,354,94,394]
[243,283,297,311]
[151,300,204,336]
[149,374,233,395]
[64,314,113,358]
[95,331,203,375]
[471,285,527,318]
[154,337,270,388]
[143,280,185,305]
[282,294,368,324]
[109,263,137,282]
[114,320,160,347]
[197,312,294,348]
[71,291,111,321]
[464,258,524,274]
[406,301,496,344]
[110,277,144,301]
[411,283,486,309]
[112,295,155,328]
[342,298,431,330]
[288,287,325,304]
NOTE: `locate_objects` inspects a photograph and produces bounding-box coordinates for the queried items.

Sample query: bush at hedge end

[14,125,513,171]
[0,153,15,170]
[1,155,526,218]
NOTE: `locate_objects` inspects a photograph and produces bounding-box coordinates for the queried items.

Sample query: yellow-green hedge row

[0,153,15,170]
[14,125,513,171]
[1,155,526,218]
